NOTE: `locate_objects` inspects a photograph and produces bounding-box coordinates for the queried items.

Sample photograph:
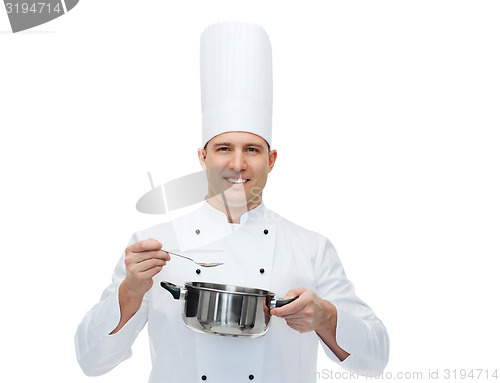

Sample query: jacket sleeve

[74,235,149,376]
[314,237,390,377]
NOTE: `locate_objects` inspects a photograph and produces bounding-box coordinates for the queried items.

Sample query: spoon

[161,249,224,268]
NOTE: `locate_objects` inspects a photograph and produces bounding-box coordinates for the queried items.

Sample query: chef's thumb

[148,237,162,248]
[283,287,306,300]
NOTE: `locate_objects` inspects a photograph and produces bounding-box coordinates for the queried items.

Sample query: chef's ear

[197,148,208,170]
[268,149,277,173]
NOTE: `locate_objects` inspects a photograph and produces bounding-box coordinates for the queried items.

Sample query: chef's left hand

[270,287,336,334]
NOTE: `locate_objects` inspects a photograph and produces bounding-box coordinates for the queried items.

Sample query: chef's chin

[206,188,249,209]
[221,189,248,206]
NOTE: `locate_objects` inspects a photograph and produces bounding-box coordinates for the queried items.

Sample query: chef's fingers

[129,258,168,274]
[282,320,311,334]
[133,264,165,280]
[124,251,170,271]
[280,309,317,333]
[278,310,311,320]
[127,238,163,254]
[274,307,313,321]
[130,250,171,263]
[271,297,307,317]
[271,288,308,317]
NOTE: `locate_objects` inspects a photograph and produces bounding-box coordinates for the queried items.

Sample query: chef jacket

[75,201,389,382]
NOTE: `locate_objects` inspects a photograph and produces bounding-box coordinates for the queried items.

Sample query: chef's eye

[246,147,259,152]
[216,147,230,152]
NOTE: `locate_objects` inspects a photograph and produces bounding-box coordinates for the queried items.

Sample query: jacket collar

[200,200,267,226]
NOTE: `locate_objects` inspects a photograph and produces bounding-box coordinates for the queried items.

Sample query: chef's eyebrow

[244,143,265,150]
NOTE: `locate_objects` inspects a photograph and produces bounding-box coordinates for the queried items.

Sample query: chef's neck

[206,195,262,224]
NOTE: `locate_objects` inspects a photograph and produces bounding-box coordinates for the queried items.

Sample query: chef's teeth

[228,178,247,184]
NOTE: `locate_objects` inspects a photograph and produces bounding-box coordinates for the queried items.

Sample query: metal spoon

[161,249,224,268]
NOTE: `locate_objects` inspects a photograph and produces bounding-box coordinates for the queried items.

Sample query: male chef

[75,22,389,382]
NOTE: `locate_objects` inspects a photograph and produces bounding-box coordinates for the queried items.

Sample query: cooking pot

[160,281,297,337]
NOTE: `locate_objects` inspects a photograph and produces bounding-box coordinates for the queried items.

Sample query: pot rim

[184,281,275,297]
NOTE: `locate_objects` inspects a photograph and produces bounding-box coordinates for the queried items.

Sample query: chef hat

[200,22,273,148]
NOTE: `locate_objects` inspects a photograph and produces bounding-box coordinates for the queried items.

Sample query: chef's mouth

[223,177,249,185]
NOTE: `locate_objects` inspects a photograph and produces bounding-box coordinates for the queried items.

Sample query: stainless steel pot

[160,281,297,337]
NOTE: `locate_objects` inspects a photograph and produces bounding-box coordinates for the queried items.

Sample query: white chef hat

[200,22,273,148]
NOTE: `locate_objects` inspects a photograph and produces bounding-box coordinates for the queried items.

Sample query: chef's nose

[229,151,246,172]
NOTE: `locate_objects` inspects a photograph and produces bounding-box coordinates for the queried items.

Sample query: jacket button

[260,268,265,274]
[263,229,268,235]
[201,375,207,380]
[196,269,201,275]
[249,375,254,380]
[195,229,201,235]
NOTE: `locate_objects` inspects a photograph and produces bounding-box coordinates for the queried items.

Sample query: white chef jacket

[75,201,389,382]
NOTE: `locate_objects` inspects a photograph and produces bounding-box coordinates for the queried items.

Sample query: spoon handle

[160,249,223,267]
[161,249,191,261]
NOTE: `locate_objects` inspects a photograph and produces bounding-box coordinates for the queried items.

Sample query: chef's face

[198,132,277,210]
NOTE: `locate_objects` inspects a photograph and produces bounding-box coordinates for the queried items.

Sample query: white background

[1,1,499,382]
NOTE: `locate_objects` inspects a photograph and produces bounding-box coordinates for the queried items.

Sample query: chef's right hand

[122,238,170,297]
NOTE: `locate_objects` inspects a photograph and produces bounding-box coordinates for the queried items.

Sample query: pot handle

[160,281,185,300]
[270,296,298,309]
